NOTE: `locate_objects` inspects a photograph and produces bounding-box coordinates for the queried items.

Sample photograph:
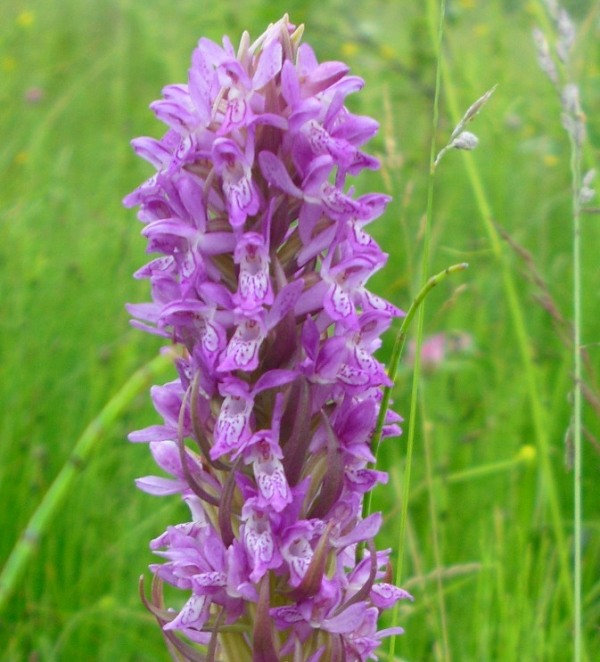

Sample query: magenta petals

[125,15,407,661]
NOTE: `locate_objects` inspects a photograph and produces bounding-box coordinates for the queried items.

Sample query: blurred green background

[1,0,599,659]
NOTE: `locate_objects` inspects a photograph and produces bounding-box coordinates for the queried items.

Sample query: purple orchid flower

[126,16,411,661]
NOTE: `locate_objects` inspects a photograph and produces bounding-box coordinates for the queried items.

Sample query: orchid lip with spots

[125,15,411,661]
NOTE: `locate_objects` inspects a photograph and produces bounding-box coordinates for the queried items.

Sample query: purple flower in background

[126,15,411,660]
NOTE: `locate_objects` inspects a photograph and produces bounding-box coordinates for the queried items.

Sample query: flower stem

[0,351,174,614]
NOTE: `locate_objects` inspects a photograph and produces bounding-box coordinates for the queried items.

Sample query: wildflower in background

[125,16,411,660]
[24,86,44,104]
[407,333,446,369]
[406,331,473,370]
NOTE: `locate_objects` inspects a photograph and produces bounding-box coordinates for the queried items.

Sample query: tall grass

[531,3,597,658]
[0,0,598,660]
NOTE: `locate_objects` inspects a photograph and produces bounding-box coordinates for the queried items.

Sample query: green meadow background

[1,0,599,659]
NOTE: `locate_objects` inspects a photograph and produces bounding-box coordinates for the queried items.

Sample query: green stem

[385,3,446,657]
[568,108,583,662]
[370,262,468,467]
[361,263,467,563]
[420,391,451,661]
[532,3,586,654]
[409,445,536,501]
[0,351,174,614]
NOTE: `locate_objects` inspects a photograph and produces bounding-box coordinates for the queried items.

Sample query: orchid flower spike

[125,16,411,661]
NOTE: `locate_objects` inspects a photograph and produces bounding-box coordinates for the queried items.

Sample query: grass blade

[0,351,173,614]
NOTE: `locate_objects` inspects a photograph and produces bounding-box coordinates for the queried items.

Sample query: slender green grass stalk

[385,1,447,657]
[530,5,591,655]
[362,263,467,570]
[0,351,174,614]
[420,392,451,661]
[364,262,466,657]
[567,82,584,662]
[366,263,467,491]
[369,262,468,466]
[409,446,536,502]
[439,28,574,619]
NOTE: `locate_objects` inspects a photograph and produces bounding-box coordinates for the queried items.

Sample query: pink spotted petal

[244,525,277,582]
[337,364,370,386]
[325,283,355,322]
[255,456,292,512]
[192,571,227,589]
[321,183,362,221]
[220,96,249,132]
[363,290,405,317]
[282,534,313,586]
[218,319,265,372]
[223,174,260,228]
[237,269,272,310]
[212,394,252,458]
[163,594,210,640]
